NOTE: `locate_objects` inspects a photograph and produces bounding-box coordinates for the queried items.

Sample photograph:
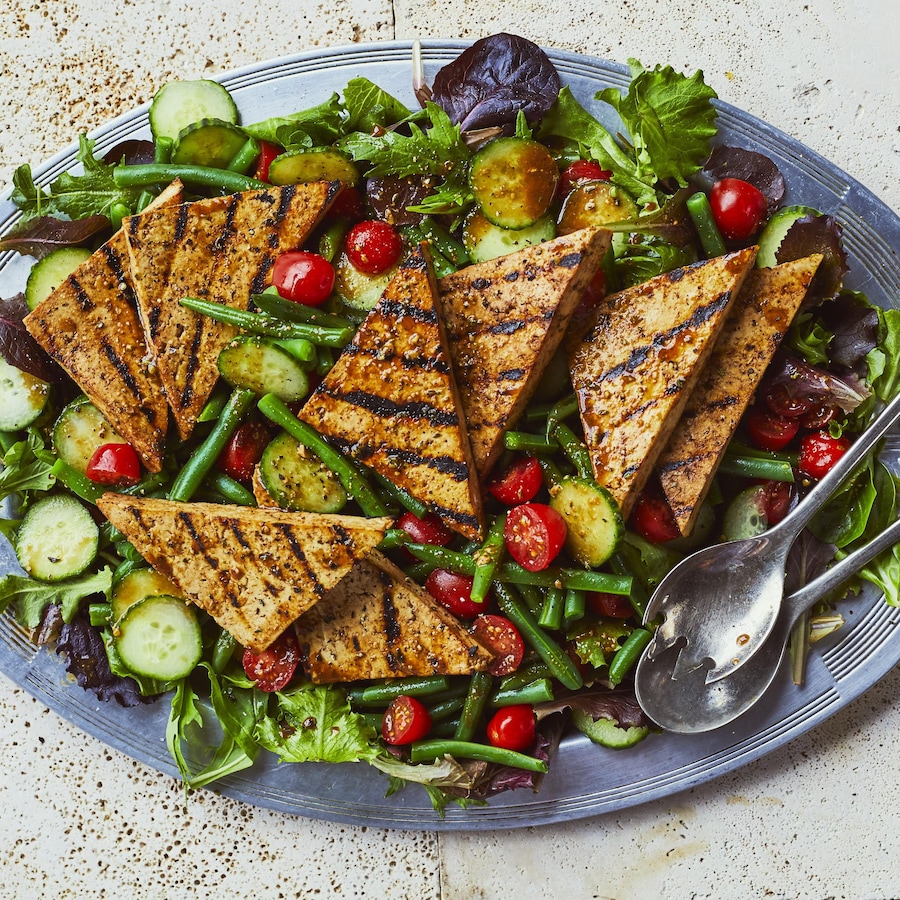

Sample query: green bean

[154,136,174,164]
[609,553,649,619]
[372,471,431,518]
[207,471,256,506]
[88,602,113,627]
[197,389,230,423]
[378,528,411,550]
[317,217,350,263]
[226,137,261,174]
[608,627,653,686]
[537,586,565,630]
[273,338,317,368]
[403,542,477,574]
[410,739,547,773]
[112,557,145,586]
[496,661,553,693]
[403,561,436,581]
[120,467,173,497]
[497,561,632,595]
[359,712,383,731]
[179,297,354,347]
[490,677,554,707]
[116,541,145,563]
[113,163,266,193]
[454,671,493,742]
[135,189,156,213]
[536,456,564,490]
[551,422,593,480]
[494,583,583,691]
[315,346,335,376]
[503,431,559,454]
[718,452,795,483]
[346,675,451,706]
[418,217,470,268]
[544,393,579,439]
[686,191,728,258]
[109,202,131,232]
[430,718,463,738]
[564,587,587,623]
[251,291,355,328]
[48,458,105,503]
[257,394,389,517]
[427,696,466,723]
[471,514,506,604]
[211,630,239,674]
[516,583,544,618]
[168,388,256,502]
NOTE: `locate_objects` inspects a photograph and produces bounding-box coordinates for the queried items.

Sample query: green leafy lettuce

[0,429,56,504]
[0,565,112,629]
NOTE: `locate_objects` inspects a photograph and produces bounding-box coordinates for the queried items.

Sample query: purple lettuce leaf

[700,145,785,208]
[777,214,848,303]
[0,214,109,260]
[765,351,871,414]
[0,293,69,384]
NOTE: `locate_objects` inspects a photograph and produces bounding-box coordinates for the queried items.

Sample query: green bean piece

[257,394,389,517]
[88,602,113,627]
[609,553,649,620]
[403,542,477,574]
[226,137,262,174]
[608,627,653,686]
[317,217,350,263]
[112,557,145,586]
[537,586,565,630]
[496,661,553,694]
[430,718,463,738]
[536,456,564,490]
[116,541,145,563]
[564,587,587,623]
[718,452,795,483]
[544,394,579,440]
[686,191,728,258]
[372,471,430,518]
[494,583,583,691]
[427,696,466,723]
[154,135,174,164]
[403,561,436,581]
[179,297,354,347]
[207,471,256,506]
[378,528,411,550]
[410,739,548,773]
[273,338,317,368]
[426,246,457,278]
[168,388,256,502]
[471,514,506,604]
[503,431,559,454]
[48,458,105,504]
[454,671,493,742]
[346,675,451,706]
[490,677,554,707]
[359,712,384,732]
[251,291,354,329]
[197,388,230,423]
[496,561,632,595]
[120,467,173,497]
[135,189,156,213]
[109,202,131,231]
[551,422,593,480]
[419,217,470,268]
[211,630,239,673]
[113,163,266,193]
[315,346,335,376]
[516,583,543,618]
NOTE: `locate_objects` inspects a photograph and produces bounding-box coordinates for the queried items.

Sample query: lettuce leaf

[0,565,112,628]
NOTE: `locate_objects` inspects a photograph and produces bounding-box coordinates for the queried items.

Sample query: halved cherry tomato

[242,629,301,692]
[382,695,432,745]
[503,502,567,572]
[588,591,634,619]
[759,480,793,525]
[253,141,281,183]
[396,511,453,547]
[471,614,525,676]
[487,455,543,505]
[709,178,767,241]
[763,383,813,419]
[272,250,335,306]
[486,704,536,751]
[216,420,271,483]
[85,443,141,486]
[344,220,403,275]
[558,159,612,196]
[629,489,680,544]
[798,431,850,479]
[799,403,838,431]
[745,404,800,451]
[424,568,484,618]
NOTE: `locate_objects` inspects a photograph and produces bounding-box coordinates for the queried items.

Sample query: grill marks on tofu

[299,245,484,540]
[22,181,185,472]
[295,553,494,683]
[437,228,611,476]
[124,182,339,441]
[96,493,391,653]
[658,254,823,535]
[569,247,757,519]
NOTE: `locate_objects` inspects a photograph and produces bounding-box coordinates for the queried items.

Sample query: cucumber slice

[267,148,359,185]
[756,205,820,268]
[53,396,127,475]
[148,79,239,143]
[111,567,181,623]
[114,594,202,681]
[549,476,624,567]
[469,137,558,229]
[461,210,556,264]
[217,336,310,402]
[0,357,50,431]
[170,117,249,169]
[16,494,99,582]
[259,431,347,513]
[24,246,92,310]
[557,181,638,235]
[571,709,650,749]
[333,250,397,311]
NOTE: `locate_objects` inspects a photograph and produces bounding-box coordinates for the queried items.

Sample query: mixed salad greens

[1,33,899,812]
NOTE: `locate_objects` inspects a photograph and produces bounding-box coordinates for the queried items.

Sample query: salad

[1,33,899,814]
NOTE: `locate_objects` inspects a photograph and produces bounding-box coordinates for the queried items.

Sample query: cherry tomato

[745,404,800,451]
[798,431,850,479]
[487,455,543,505]
[253,141,281,183]
[242,629,301,692]
[763,383,813,419]
[85,442,141,486]
[344,220,403,275]
[503,502,567,572]
[558,159,612,196]
[588,591,634,619]
[759,480,793,525]
[382,695,432,745]
[216,420,271,483]
[629,489,680,544]
[272,250,335,306]
[424,568,484,618]
[709,178,768,241]
[396,510,453,547]
[486,705,536,751]
[471,614,525,676]
[799,403,838,431]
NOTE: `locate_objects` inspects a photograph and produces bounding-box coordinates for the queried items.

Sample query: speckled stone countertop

[2,1,899,897]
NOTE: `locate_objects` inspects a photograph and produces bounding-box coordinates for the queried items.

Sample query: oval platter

[2,40,900,831]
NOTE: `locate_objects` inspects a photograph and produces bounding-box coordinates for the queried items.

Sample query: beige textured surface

[2,0,900,897]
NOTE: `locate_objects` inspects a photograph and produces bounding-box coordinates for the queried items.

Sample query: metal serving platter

[2,41,900,831]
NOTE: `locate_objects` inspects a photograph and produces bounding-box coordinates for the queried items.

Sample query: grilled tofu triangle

[657,254,823,535]
[569,247,758,520]
[298,244,485,540]
[437,227,612,478]
[96,493,392,654]
[23,180,185,472]
[124,181,340,441]
[295,552,494,684]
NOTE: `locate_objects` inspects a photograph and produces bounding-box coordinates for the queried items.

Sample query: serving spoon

[641,388,900,684]
[634,513,900,732]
